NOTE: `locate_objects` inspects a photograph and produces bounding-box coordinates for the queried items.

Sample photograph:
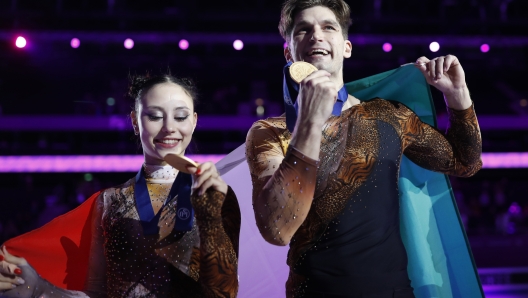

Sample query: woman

[0,74,241,297]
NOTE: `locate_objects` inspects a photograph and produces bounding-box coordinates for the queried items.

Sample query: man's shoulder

[249,114,287,132]
[361,98,413,116]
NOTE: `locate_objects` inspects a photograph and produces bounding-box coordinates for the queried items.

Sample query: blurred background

[0,0,527,296]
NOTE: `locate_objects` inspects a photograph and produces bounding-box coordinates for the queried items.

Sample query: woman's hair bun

[127,73,150,100]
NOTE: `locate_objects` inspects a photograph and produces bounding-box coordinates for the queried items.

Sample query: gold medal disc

[164,154,198,174]
[289,61,318,84]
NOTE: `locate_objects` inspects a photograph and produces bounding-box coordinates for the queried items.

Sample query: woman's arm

[188,162,241,298]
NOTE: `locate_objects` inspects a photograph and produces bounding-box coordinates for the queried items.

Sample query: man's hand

[297,70,339,127]
[415,55,472,110]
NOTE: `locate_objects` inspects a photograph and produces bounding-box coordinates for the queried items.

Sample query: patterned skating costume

[246,98,481,297]
[82,164,240,298]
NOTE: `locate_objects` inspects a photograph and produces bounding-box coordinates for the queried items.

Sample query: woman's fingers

[0,247,26,290]
[191,162,227,195]
[0,247,27,275]
[2,247,28,267]
[0,280,17,291]
[197,179,215,196]
[0,273,25,286]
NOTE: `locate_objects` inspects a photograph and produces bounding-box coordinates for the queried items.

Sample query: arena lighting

[480,43,490,53]
[15,36,27,48]
[283,42,288,49]
[70,38,80,48]
[0,153,526,172]
[124,38,134,49]
[233,39,244,50]
[178,39,189,50]
[382,42,392,52]
[429,41,440,52]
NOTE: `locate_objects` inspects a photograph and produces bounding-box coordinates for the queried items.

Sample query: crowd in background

[1,173,527,245]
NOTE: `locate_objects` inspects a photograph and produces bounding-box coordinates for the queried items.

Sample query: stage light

[179,39,189,50]
[256,106,265,116]
[429,42,440,52]
[233,39,244,50]
[480,44,490,53]
[15,36,27,48]
[70,38,80,49]
[283,42,288,49]
[382,43,392,52]
[106,97,115,106]
[84,173,93,182]
[124,38,134,49]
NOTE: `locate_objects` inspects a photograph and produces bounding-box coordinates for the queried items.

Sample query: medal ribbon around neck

[135,167,194,235]
[283,61,349,132]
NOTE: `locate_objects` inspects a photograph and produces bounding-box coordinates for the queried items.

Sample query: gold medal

[165,154,198,174]
[289,61,318,84]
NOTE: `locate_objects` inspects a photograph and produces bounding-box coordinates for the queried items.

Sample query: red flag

[4,191,100,290]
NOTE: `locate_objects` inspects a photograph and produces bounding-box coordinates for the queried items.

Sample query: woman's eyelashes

[174,115,189,122]
[147,114,163,121]
[146,114,189,122]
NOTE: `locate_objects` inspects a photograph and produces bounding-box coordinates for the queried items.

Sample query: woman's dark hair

[127,73,198,112]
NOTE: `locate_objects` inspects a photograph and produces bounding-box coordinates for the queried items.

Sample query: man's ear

[130,111,139,135]
[284,44,294,62]
[344,40,352,58]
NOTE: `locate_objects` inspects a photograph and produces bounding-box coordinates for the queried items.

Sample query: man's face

[285,6,352,80]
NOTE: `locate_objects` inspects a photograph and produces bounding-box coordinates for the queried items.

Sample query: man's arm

[404,55,482,176]
[246,70,337,246]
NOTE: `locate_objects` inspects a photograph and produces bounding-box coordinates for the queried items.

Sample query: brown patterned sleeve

[191,186,240,298]
[402,103,482,177]
[246,120,318,246]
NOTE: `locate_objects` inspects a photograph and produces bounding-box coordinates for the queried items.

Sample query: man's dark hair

[279,0,352,41]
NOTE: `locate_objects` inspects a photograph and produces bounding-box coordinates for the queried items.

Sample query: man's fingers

[414,56,429,69]
[303,70,331,82]
[435,56,445,79]
[444,54,458,71]
[428,59,436,81]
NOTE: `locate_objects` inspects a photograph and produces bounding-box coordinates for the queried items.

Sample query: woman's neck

[143,163,178,183]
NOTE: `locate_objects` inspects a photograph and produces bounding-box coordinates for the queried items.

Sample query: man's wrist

[443,85,472,110]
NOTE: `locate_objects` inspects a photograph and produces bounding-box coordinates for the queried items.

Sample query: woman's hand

[187,162,228,196]
[0,246,25,292]
[0,246,43,297]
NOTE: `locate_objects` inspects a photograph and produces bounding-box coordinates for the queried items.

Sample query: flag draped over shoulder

[345,64,484,298]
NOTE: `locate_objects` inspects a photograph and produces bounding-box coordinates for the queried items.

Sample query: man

[245,0,482,297]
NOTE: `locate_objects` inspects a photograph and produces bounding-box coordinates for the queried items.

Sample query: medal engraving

[289,61,318,83]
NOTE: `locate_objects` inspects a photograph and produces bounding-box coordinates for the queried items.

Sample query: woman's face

[131,82,197,166]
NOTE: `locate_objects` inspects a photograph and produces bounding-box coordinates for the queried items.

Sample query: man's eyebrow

[321,19,340,27]
[293,20,312,29]
[293,19,340,29]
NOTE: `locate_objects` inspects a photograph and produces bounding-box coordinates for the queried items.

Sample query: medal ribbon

[135,167,194,235]
[283,61,349,132]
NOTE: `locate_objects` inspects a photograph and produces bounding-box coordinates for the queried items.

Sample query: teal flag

[345,64,484,298]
